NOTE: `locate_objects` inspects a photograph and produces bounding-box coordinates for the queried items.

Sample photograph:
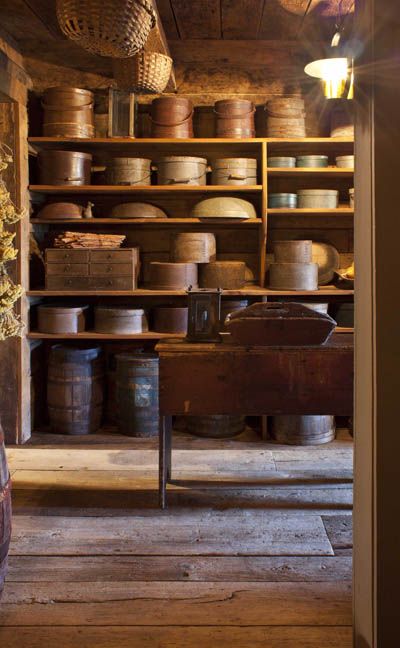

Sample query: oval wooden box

[171,232,216,263]
[211,158,257,186]
[274,240,312,263]
[153,306,188,333]
[94,306,148,334]
[37,304,89,333]
[269,262,318,290]
[37,202,83,220]
[149,262,198,290]
[200,261,246,289]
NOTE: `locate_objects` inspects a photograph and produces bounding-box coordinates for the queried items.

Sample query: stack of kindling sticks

[54,232,126,249]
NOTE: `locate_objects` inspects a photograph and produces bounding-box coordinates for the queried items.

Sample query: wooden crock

[214,99,255,138]
[271,415,336,446]
[0,422,11,599]
[211,158,257,185]
[157,156,207,185]
[106,158,152,186]
[151,97,194,138]
[269,262,319,290]
[274,240,313,263]
[37,304,89,334]
[171,232,216,263]
[153,306,189,333]
[38,150,92,186]
[42,86,94,138]
[149,262,198,290]
[199,261,246,289]
[94,306,148,334]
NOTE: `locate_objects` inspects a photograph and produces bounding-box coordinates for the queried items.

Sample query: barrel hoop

[151,110,194,127]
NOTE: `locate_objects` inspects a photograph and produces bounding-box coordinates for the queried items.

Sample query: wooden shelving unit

[28,136,354,342]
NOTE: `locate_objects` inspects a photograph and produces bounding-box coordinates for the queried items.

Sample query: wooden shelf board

[27,328,353,340]
[27,331,185,340]
[268,167,353,177]
[28,136,354,146]
[268,207,353,215]
[30,218,262,226]
[29,184,263,194]
[27,286,354,298]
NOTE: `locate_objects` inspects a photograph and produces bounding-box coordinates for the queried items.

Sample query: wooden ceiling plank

[21,0,63,39]
[259,0,309,40]
[170,0,222,39]
[155,0,180,39]
[221,0,265,39]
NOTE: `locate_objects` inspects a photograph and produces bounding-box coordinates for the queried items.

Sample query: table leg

[159,415,172,509]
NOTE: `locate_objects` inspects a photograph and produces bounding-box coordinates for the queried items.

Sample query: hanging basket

[56,0,157,58]
[113,51,173,93]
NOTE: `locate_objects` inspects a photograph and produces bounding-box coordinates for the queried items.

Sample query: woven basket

[56,0,156,58]
[113,51,172,93]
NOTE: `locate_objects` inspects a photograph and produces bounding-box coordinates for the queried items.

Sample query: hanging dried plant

[0,143,13,172]
[0,181,26,224]
[0,309,23,340]
[0,272,23,312]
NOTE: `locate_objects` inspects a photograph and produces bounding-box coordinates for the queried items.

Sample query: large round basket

[113,51,173,93]
[56,0,156,58]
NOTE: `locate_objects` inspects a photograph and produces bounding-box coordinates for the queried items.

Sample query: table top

[156,333,354,355]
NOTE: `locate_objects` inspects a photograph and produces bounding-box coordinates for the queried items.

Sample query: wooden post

[354,0,400,645]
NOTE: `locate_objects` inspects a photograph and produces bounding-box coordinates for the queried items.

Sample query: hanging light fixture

[304,0,354,99]
[305,31,354,99]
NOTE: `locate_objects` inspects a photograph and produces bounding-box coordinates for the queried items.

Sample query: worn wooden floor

[1,428,353,648]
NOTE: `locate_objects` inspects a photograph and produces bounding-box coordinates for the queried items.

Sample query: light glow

[304,57,353,99]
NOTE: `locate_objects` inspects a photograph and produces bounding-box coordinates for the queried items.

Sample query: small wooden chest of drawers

[45,248,140,291]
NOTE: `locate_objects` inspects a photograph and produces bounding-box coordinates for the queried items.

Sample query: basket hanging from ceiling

[56,0,157,58]
[113,51,173,93]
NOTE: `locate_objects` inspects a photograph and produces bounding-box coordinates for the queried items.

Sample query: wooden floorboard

[0,581,352,626]
[2,432,353,646]
[6,554,352,582]
[10,511,334,556]
[0,626,353,648]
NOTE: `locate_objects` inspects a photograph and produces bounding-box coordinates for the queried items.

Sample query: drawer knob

[107,280,113,286]
[63,253,70,260]
[64,265,71,272]
[106,266,113,272]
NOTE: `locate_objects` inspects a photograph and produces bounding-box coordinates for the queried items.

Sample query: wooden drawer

[46,249,90,263]
[90,250,137,262]
[46,263,89,276]
[46,276,90,290]
[88,276,136,290]
[90,263,133,276]
[45,275,136,291]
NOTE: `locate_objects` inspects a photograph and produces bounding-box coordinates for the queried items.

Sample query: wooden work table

[156,334,354,508]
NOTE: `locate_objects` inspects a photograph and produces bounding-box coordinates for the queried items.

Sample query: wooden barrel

[157,156,207,185]
[0,422,11,598]
[149,262,198,290]
[116,353,159,437]
[214,100,255,138]
[106,158,152,186]
[47,346,104,435]
[171,233,216,263]
[199,261,246,289]
[271,415,336,445]
[153,306,188,333]
[269,263,319,290]
[274,240,312,263]
[186,415,246,438]
[42,86,94,138]
[151,97,193,138]
[38,150,92,186]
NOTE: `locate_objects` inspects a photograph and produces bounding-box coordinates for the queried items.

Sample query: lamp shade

[304,32,354,99]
